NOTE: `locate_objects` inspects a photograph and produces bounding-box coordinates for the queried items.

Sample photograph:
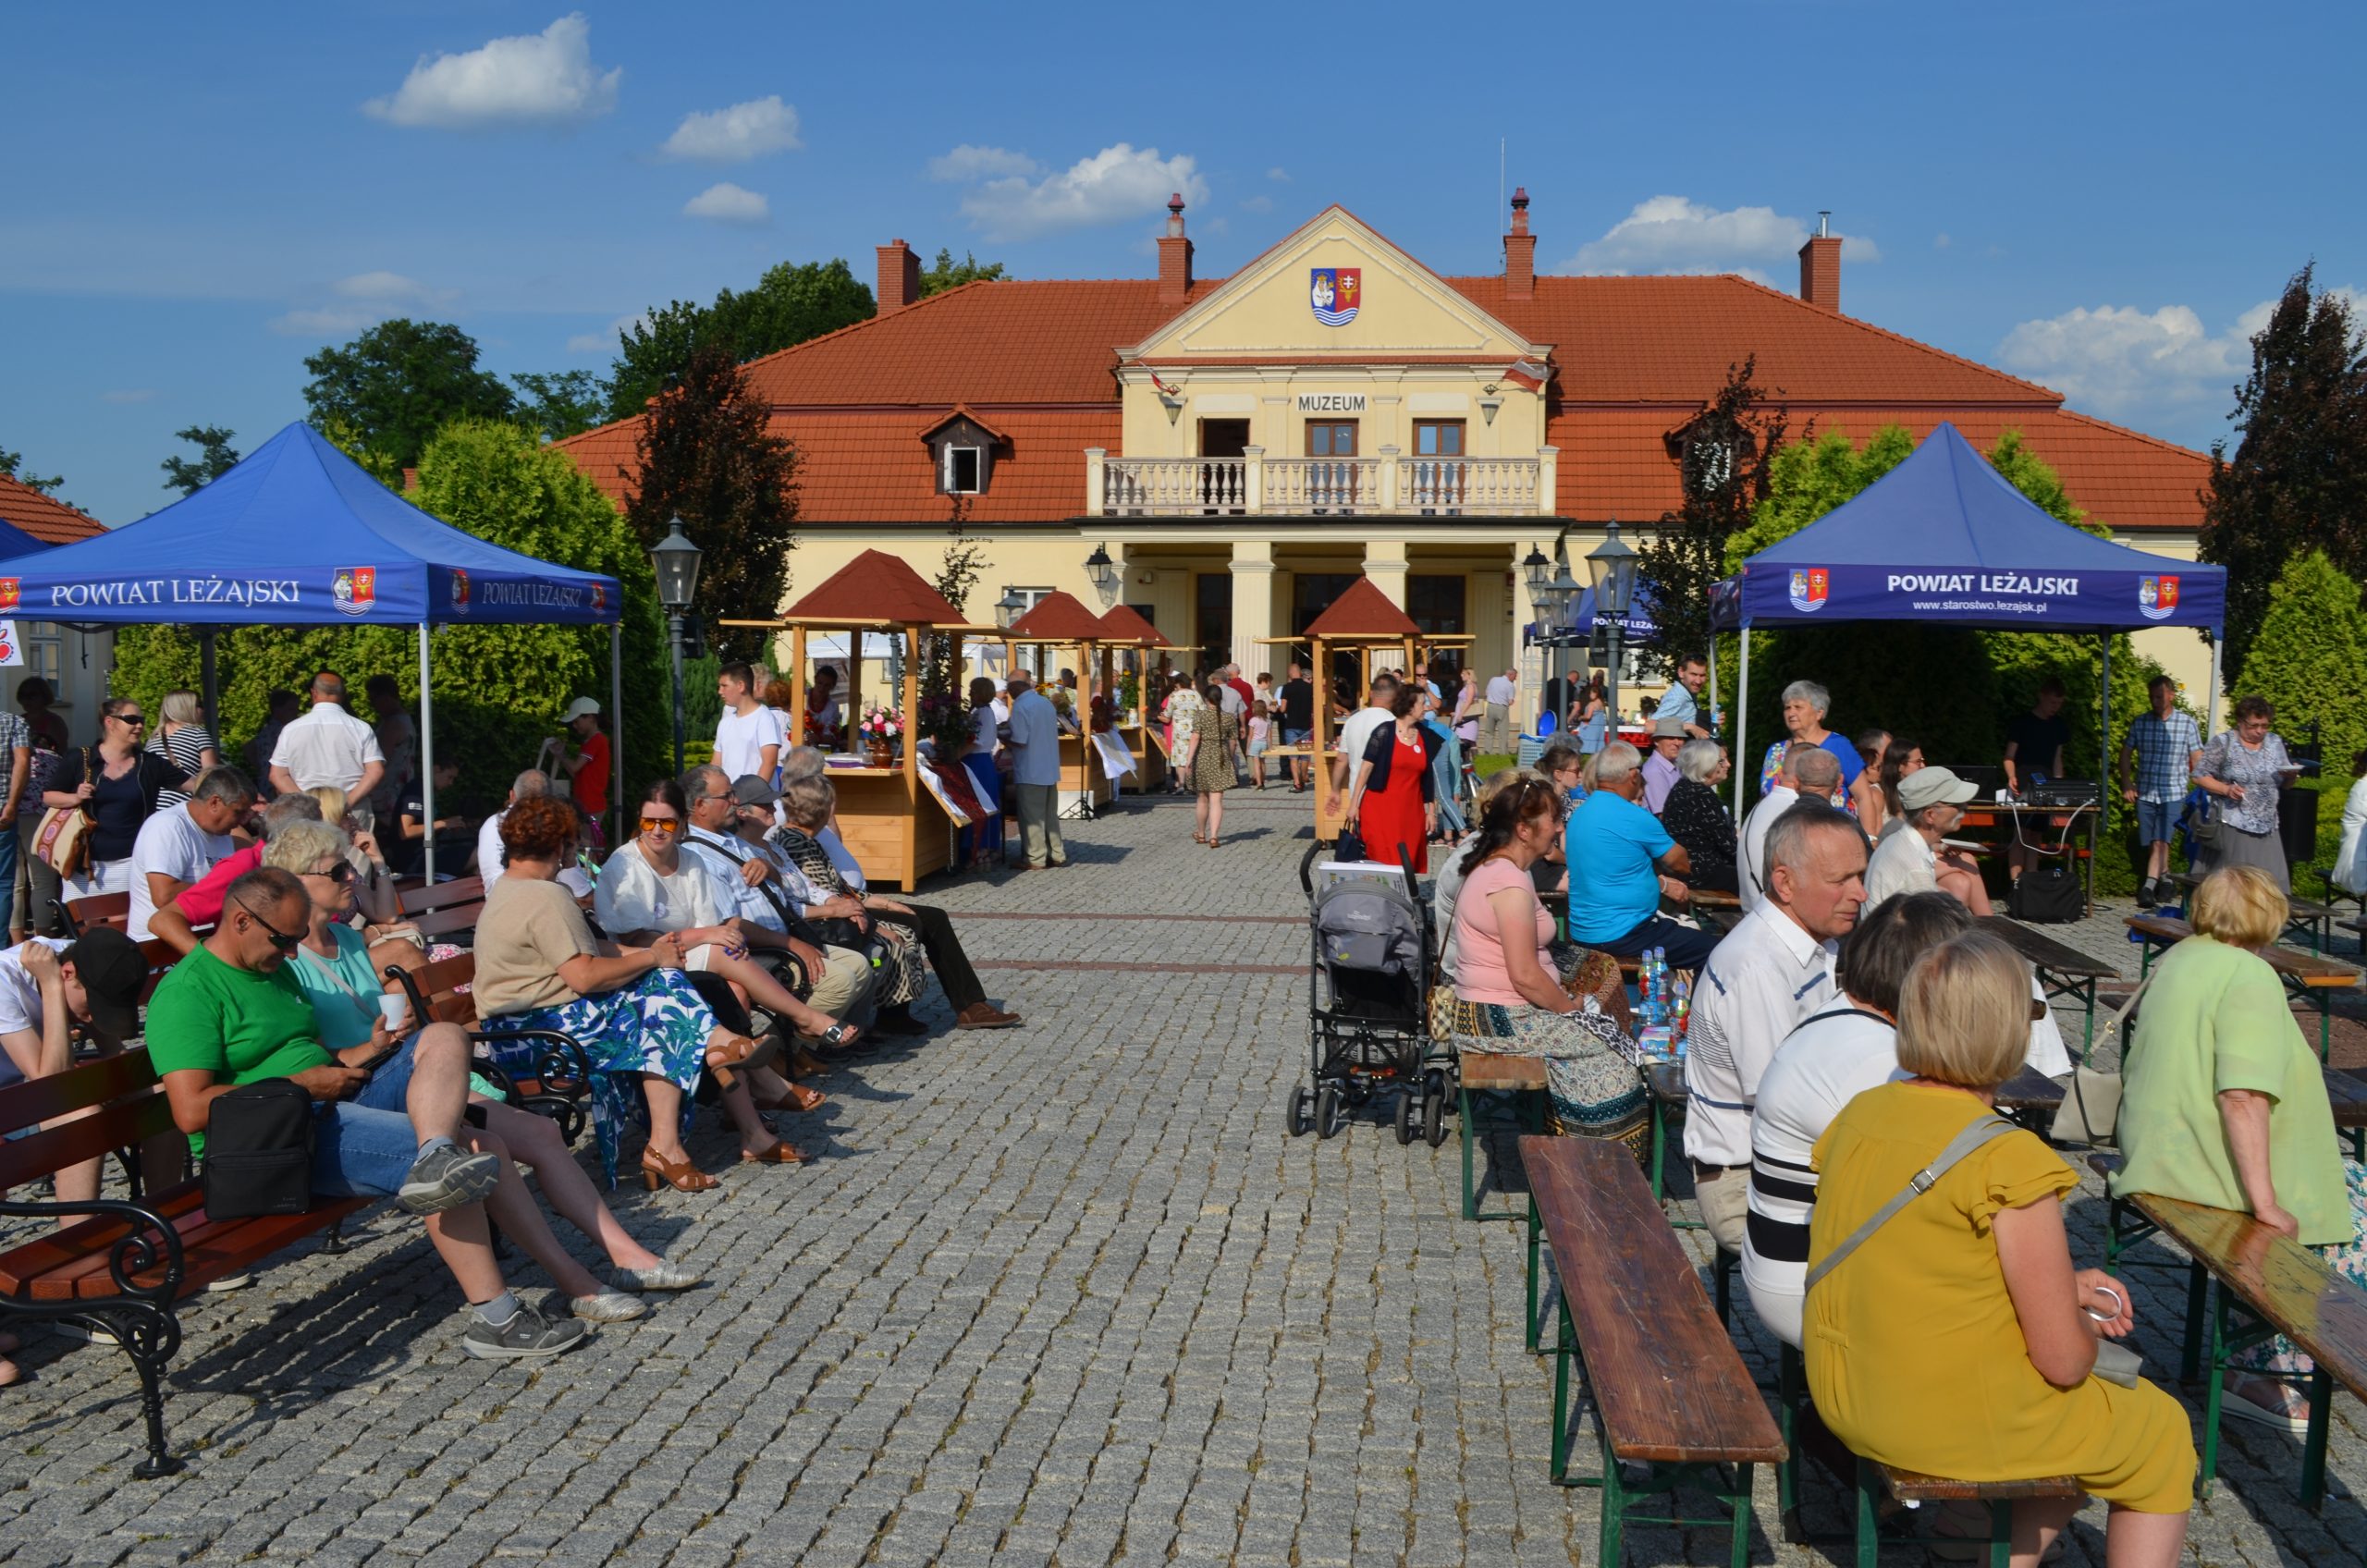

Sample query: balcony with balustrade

[1087,447,1555,519]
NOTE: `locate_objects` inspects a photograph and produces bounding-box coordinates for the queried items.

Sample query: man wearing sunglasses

[148,867,585,1360]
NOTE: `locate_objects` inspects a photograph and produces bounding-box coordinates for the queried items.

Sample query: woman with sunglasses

[43,697,178,901]
[474,795,791,1193]
[265,819,697,1317]
[598,780,855,1068]
[1443,778,1650,1159]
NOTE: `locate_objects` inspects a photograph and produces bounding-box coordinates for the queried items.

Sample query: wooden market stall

[1257,576,1446,847]
[1003,591,1115,816]
[728,549,965,891]
[1092,603,1172,793]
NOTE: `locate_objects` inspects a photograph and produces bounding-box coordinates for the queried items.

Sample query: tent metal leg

[2095,635,2110,912]
[417,622,435,882]
[2205,636,2221,740]
[1732,628,1751,823]
[610,622,624,845]
[199,630,218,744]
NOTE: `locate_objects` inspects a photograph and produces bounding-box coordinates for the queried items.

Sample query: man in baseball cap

[1864,765,1990,913]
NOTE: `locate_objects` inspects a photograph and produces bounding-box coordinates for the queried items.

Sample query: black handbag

[201,1079,316,1219]
[2007,864,2084,925]
[1333,827,1370,864]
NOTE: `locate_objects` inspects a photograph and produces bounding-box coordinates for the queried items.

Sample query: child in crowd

[1248,701,1273,789]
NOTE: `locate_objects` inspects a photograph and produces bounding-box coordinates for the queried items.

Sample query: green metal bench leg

[1853,1456,1881,1568]
[2179,1259,2208,1383]
[1729,1463,1755,1568]
[1459,1082,1478,1220]
[1713,1247,1734,1327]
[1525,1189,1542,1354]
[1550,1297,1574,1483]
[1599,1431,1625,1568]
[2301,1367,2334,1510]
[1987,1500,2012,1568]
[2200,1284,2229,1499]
[1648,1096,1669,1202]
[1777,1344,1802,1538]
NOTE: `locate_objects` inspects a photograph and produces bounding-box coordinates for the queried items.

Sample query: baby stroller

[1285,844,1451,1145]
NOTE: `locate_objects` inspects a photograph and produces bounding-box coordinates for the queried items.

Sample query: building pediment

[1122,206,1547,364]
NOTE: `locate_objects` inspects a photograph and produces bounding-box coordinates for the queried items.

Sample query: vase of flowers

[859,706,901,767]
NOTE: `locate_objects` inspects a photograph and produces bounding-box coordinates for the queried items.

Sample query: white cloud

[1268,166,1291,182]
[950,142,1209,241]
[683,182,768,225]
[1563,195,1882,276]
[1997,288,2365,416]
[363,14,620,129]
[659,95,800,162]
[267,271,459,337]
[101,388,155,404]
[1241,193,1274,214]
[567,312,648,355]
[928,144,1042,182]
[1933,231,1953,250]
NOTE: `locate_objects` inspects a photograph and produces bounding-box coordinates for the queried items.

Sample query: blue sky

[6,1,2361,525]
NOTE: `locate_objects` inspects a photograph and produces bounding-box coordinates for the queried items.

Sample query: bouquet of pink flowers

[858,706,902,742]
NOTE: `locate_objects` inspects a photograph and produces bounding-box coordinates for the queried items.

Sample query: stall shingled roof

[1007,590,1106,642]
[783,548,963,624]
[1094,604,1171,646]
[1303,578,1421,639]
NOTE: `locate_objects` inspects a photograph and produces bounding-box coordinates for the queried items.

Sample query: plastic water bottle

[1672,974,1692,1042]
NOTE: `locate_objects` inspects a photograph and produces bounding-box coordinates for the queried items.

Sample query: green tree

[2201,264,2367,685]
[2241,550,2367,796]
[920,496,988,753]
[301,320,517,471]
[604,259,875,420]
[0,448,63,495]
[159,425,241,496]
[625,344,800,659]
[1633,356,1785,679]
[509,370,608,443]
[111,420,669,813]
[920,248,1005,296]
[316,413,405,491]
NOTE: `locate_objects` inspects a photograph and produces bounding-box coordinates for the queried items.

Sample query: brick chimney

[1503,187,1535,300]
[1797,212,1842,312]
[877,238,922,314]
[1157,193,1194,301]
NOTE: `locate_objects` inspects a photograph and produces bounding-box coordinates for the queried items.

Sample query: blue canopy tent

[0,517,57,562]
[10,423,626,874]
[1707,422,2226,889]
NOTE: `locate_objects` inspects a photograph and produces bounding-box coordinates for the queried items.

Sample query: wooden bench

[399,875,485,916]
[388,954,592,1145]
[1978,914,2118,1062]
[59,891,130,937]
[2127,913,2360,1059]
[1520,1133,1784,1566]
[1457,1049,1546,1223]
[403,900,486,944]
[2089,1152,2367,1510]
[0,1049,371,1478]
[1633,1059,1749,1324]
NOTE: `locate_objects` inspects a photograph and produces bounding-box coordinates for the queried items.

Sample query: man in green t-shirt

[147,866,584,1362]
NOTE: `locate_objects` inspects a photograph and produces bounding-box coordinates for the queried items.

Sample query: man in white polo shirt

[1684,799,1868,1254]
[129,766,253,940]
[268,671,385,805]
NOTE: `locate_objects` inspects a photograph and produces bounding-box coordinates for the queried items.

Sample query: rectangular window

[19,621,61,690]
[1407,574,1466,640]
[1305,421,1358,458]
[943,447,983,493]
[1196,572,1232,674]
[1413,420,1465,457]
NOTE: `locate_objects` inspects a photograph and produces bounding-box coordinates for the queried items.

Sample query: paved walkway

[0,790,2360,1565]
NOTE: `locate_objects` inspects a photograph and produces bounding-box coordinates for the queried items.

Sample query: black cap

[65,928,145,1040]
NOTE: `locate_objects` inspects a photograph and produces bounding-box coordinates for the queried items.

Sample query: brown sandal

[703,1033,761,1090]
[640,1147,719,1193]
[755,1083,827,1113]
[741,1140,806,1165]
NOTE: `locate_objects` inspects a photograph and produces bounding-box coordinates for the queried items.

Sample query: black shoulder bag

[202,1079,316,1219]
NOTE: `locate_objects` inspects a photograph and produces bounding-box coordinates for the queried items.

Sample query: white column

[1084,447,1107,516]
[1243,445,1265,513]
[1378,444,1402,513]
[1230,539,1275,678]
[1537,445,1560,516]
[1364,539,1409,607]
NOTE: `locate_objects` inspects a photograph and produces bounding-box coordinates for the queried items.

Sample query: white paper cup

[377,994,410,1034]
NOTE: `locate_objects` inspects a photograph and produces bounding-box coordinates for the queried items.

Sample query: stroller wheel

[1316,1083,1344,1140]
[1285,1084,1315,1138]
[1394,1089,1417,1145]
[1422,1082,1447,1147]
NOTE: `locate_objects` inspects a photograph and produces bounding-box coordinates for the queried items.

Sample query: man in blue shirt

[1564,741,1719,969]
[1005,671,1067,870]
[1655,654,1713,741]
[2117,674,2203,909]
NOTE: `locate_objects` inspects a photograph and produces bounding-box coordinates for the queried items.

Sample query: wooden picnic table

[1520,1134,1784,1565]
[2127,913,2360,1059]
[1977,914,2118,1062]
[2168,870,2338,953]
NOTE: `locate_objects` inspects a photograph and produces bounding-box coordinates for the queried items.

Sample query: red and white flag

[1146,367,1180,398]
[1502,358,1549,392]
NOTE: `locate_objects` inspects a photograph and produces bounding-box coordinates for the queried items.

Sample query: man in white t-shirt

[1480,668,1516,753]
[1333,675,1402,794]
[478,770,550,888]
[128,767,253,940]
[268,671,386,803]
[713,662,786,782]
[1739,745,1839,913]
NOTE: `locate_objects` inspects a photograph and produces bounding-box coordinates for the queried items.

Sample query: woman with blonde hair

[1809,930,2191,1567]
[2114,864,2363,1429]
[303,783,406,935]
[145,690,221,813]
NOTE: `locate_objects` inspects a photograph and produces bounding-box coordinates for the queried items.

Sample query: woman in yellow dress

[1807,930,2192,1567]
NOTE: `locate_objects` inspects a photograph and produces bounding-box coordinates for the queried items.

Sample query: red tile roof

[0,475,107,544]
[1095,604,1171,646]
[784,548,963,625]
[1305,577,1421,639]
[553,262,2210,533]
[1007,590,1106,643]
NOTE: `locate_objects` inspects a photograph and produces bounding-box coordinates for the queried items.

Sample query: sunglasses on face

[639,815,681,836]
[304,861,357,884]
[109,712,144,726]
[234,902,302,951]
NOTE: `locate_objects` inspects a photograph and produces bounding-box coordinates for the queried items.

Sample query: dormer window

[922,406,1005,497]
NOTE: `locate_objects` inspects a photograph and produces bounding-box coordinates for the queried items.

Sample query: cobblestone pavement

[0,790,2359,1565]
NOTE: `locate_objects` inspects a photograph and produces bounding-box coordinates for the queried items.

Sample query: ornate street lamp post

[1587,520,1639,736]
[649,517,704,778]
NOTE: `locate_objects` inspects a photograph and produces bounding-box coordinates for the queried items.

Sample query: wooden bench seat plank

[2132,1192,2367,1399]
[0,1182,372,1300]
[399,876,484,916]
[1459,1050,1546,1092]
[406,902,484,942]
[1977,916,2116,979]
[1879,1465,2081,1502]
[1522,1134,1784,1464]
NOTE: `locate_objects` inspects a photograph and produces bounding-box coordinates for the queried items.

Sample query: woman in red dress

[1344,682,1438,872]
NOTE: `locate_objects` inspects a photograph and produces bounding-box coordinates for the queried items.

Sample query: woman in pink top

[1447,779,1649,1157]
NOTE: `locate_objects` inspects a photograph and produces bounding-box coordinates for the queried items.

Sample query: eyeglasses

[233,901,302,951]
[638,815,681,836]
[694,793,733,806]
[302,861,357,884]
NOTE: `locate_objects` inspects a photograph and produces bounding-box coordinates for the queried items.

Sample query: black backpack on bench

[201,1079,315,1219]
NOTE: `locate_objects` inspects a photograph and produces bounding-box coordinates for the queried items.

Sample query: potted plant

[858,706,901,767]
